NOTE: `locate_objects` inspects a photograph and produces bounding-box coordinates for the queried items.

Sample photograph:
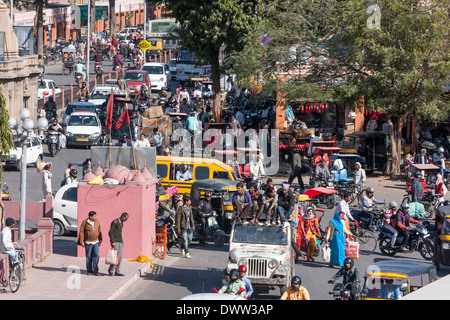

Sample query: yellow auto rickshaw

[190,179,239,235]
[146,38,163,56]
[361,260,437,300]
[433,205,450,270]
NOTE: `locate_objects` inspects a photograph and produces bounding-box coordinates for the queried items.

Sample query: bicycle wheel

[357,229,377,255]
[9,263,22,293]
[48,56,57,66]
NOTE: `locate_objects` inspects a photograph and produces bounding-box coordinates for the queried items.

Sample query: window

[195,166,209,180]
[68,115,98,126]
[62,187,77,202]
[157,164,168,179]
[213,171,229,179]
[142,66,164,74]
[124,72,144,81]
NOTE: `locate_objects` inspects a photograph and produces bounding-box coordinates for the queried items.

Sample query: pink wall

[76,179,157,260]
[3,195,53,222]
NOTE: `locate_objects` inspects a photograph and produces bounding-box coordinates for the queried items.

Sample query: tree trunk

[90,0,96,35]
[387,116,403,176]
[109,0,116,36]
[209,46,221,122]
[36,0,44,56]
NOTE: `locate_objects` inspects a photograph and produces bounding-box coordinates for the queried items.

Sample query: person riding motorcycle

[172,193,183,209]
[328,257,361,300]
[390,203,419,251]
[218,269,246,297]
[77,82,89,101]
[238,265,254,300]
[383,201,400,248]
[156,194,175,220]
[361,187,385,230]
[113,52,124,70]
[74,59,86,81]
[63,169,78,186]
[196,191,214,243]
[43,95,57,121]
[280,275,310,300]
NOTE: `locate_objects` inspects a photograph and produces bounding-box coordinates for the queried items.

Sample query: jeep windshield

[232,224,288,245]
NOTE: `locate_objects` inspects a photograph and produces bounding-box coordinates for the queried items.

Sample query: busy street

[0,0,449,305]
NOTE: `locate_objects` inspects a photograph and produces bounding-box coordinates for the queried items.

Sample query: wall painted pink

[76,179,157,260]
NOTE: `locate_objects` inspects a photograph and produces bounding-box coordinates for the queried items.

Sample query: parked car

[123,70,151,96]
[53,182,78,236]
[141,62,170,91]
[116,27,140,42]
[61,102,96,126]
[38,78,61,100]
[65,110,102,147]
[1,135,44,171]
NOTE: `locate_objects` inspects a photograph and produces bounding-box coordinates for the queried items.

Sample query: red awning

[303,187,339,198]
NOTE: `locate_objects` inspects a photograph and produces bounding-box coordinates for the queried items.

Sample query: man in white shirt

[134,133,150,148]
[250,155,265,181]
[176,165,192,181]
[354,162,366,187]
[75,60,86,81]
[335,193,358,230]
[1,218,16,264]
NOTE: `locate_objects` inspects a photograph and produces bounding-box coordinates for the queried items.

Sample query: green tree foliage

[149,0,261,113]
[0,90,15,180]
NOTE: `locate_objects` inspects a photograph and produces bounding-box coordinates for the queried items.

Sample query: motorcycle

[328,281,361,300]
[308,175,336,209]
[350,206,386,231]
[378,223,434,260]
[47,130,60,157]
[193,211,227,247]
[75,72,83,86]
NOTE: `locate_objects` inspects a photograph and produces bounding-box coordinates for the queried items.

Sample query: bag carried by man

[105,248,119,265]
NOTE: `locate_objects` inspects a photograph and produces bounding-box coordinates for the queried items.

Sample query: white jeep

[224,222,296,295]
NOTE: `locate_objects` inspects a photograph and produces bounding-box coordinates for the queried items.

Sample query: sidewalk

[0,252,158,300]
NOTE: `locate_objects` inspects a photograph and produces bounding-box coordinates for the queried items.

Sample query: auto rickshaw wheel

[213,235,225,247]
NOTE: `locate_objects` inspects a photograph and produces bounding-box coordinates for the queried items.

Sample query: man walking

[78,211,103,276]
[288,150,305,191]
[108,212,129,276]
[176,194,195,259]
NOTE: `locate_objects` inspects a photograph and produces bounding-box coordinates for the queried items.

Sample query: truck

[175,49,202,85]
[224,222,296,295]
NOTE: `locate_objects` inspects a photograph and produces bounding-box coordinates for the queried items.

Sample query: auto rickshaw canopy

[365,260,436,279]
[435,205,450,219]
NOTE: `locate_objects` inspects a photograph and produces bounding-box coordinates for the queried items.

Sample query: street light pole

[86,0,91,86]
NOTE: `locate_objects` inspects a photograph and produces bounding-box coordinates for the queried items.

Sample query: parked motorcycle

[378,223,434,260]
[193,211,227,247]
[47,130,60,157]
[156,214,181,253]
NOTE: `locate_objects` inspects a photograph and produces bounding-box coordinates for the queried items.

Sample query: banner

[105,89,114,130]
[114,110,130,130]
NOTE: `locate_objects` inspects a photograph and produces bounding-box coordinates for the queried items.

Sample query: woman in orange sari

[300,207,321,262]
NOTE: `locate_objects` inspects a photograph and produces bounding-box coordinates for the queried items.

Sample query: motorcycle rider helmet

[238,265,247,273]
[229,269,239,282]
[204,191,212,199]
[443,200,450,206]
[69,169,78,178]
[343,257,354,270]
[366,187,374,194]
[413,171,422,178]
[388,201,398,209]
[291,276,302,288]
[401,203,410,211]
[438,147,445,154]
[173,193,182,203]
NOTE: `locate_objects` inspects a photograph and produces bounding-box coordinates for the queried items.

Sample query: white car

[65,110,102,147]
[53,183,78,236]
[1,135,44,171]
[116,27,139,43]
[88,85,125,107]
[141,62,171,91]
[38,78,61,100]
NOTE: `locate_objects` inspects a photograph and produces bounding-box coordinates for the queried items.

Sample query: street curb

[107,261,152,300]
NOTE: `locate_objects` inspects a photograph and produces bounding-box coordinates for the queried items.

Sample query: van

[156,156,238,194]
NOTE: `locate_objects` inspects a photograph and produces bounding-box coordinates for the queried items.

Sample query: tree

[226,0,450,176]
[325,0,450,175]
[149,0,261,115]
[109,0,116,37]
[0,90,15,179]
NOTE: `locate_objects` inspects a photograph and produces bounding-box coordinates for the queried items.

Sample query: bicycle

[8,249,25,293]
[349,224,378,255]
